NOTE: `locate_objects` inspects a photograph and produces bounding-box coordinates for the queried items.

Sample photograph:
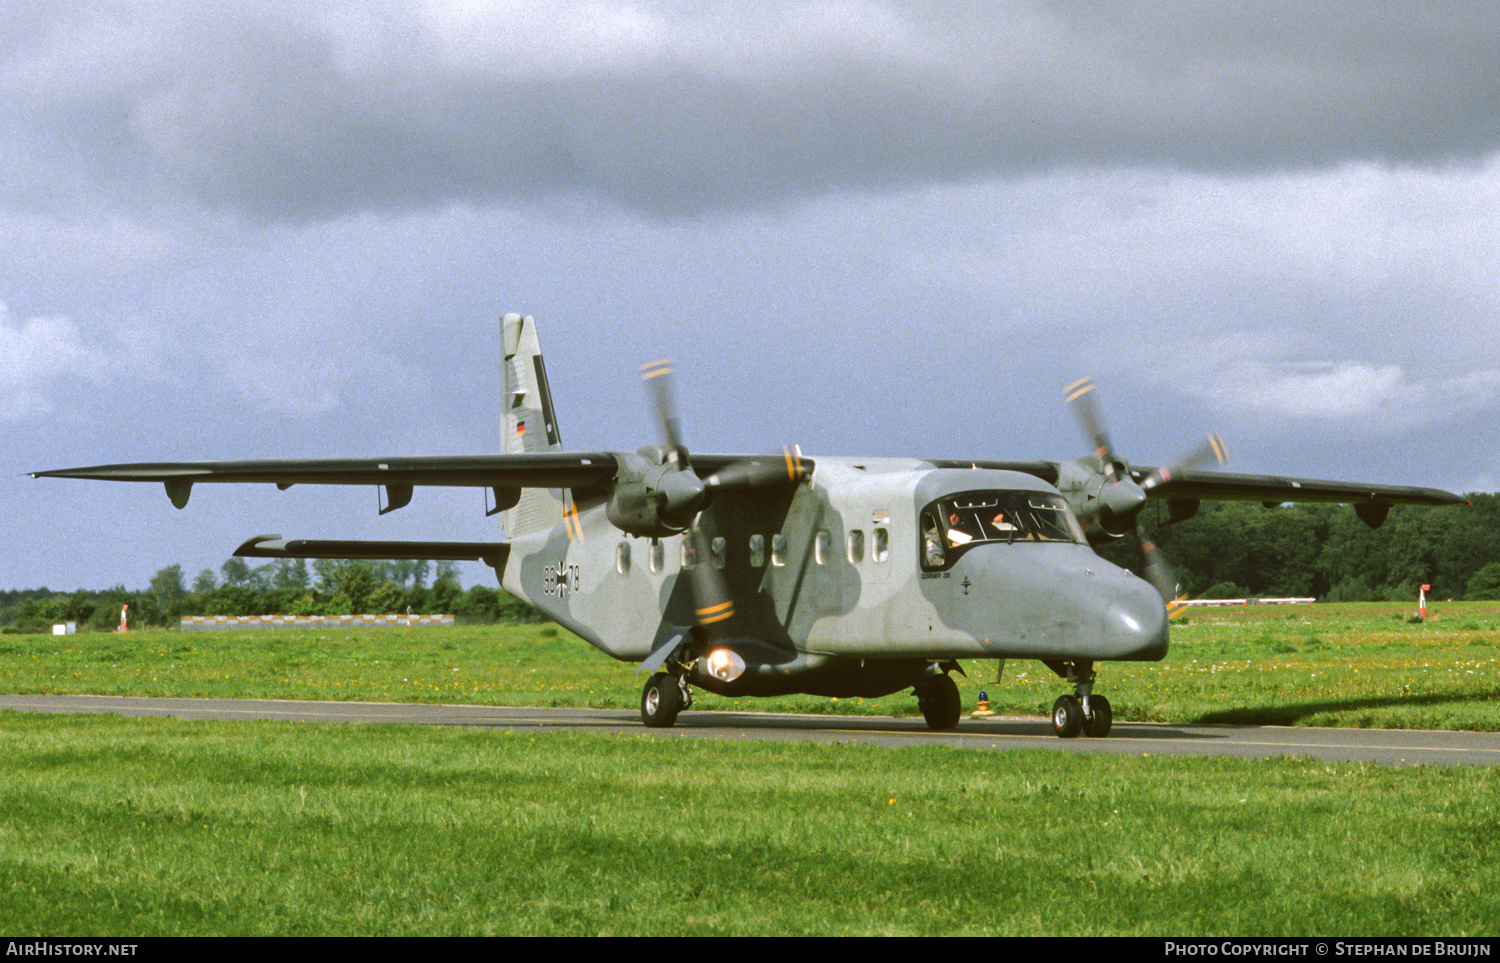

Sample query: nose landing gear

[1046,660,1112,739]
[640,672,694,728]
[916,672,962,730]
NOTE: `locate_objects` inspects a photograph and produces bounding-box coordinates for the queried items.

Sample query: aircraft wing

[30,450,819,510]
[1125,468,1464,507]
[30,453,623,508]
[927,459,1461,506]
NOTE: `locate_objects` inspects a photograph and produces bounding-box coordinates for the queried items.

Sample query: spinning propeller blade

[1138,433,1229,493]
[1065,376,1117,479]
[1066,377,1228,604]
[637,358,807,633]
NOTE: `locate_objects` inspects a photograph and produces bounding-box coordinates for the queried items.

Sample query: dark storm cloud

[7,1,1500,221]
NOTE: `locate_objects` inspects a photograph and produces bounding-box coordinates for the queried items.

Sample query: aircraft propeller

[636,359,809,633]
[1065,376,1227,602]
[637,359,734,631]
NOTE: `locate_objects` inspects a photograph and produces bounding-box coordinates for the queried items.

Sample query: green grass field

[4,601,1497,730]
[3,601,1498,935]
[3,712,1496,936]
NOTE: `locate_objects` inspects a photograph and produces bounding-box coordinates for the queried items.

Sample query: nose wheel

[641,673,691,728]
[1046,661,1113,739]
[917,672,962,730]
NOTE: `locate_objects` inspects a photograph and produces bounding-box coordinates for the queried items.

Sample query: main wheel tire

[640,674,683,728]
[918,674,962,730]
[1052,694,1083,739]
[1082,694,1113,738]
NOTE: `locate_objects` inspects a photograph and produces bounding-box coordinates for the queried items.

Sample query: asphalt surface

[5,693,1500,766]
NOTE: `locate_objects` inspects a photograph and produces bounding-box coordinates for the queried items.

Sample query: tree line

[2,557,537,634]
[1096,492,1500,602]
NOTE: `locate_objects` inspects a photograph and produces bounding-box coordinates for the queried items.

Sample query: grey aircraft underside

[33,314,1464,738]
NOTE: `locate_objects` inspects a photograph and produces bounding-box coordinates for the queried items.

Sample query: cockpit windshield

[920,489,1086,569]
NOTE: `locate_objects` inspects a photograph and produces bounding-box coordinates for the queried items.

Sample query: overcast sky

[6,1,1500,591]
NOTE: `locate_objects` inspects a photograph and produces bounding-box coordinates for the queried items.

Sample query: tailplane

[501,313,568,537]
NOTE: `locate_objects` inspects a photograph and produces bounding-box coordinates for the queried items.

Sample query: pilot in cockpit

[946,510,977,546]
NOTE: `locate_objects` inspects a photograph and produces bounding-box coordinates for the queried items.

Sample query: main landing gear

[640,672,693,728]
[916,673,962,730]
[1045,660,1112,739]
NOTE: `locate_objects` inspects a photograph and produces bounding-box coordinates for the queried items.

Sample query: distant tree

[1324,575,1376,603]
[313,560,377,612]
[220,557,253,587]
[432,576,462,614]
[272,558,309,592]
[148,564,185,617]
[246,563,274,592]
[312,558,341,595]
[1465,563,1500,601]
[366,580,406,615]
[192,568,218,594]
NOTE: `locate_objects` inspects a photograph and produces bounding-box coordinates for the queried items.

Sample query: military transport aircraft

[32,314,1463,738]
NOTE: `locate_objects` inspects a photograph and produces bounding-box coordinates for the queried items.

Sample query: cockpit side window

[921,509,946,570]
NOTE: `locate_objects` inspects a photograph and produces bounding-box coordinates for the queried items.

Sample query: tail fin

[501,313,568,537]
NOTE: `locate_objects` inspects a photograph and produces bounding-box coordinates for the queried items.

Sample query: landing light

[705,648,746,683]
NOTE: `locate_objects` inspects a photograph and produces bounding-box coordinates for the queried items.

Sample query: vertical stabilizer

[501,313,566,537]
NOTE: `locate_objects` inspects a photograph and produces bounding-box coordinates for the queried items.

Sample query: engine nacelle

[604,450,709,538]
[1055,457,1147,542]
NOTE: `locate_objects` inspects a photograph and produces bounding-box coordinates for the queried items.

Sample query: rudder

[501,313,567,537]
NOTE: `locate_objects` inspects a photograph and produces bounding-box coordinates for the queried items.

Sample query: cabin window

[749,534,765,568]
[873,527,890,562]
[711,536,727,569]
[771,533,787,567]
[682,537,698,570]
[815,530,831,565]
[847,529,865,563]
[616,541,631,575]
[650,539,664,573]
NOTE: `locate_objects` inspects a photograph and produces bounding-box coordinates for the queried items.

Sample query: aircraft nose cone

[1105,587,1169,661]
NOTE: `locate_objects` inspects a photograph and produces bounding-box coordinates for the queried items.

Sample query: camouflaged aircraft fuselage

[503,460,1166,698]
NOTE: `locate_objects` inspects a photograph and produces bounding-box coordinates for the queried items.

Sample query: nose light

[704,648,746,682]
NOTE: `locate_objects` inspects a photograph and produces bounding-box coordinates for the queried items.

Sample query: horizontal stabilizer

[235,535,510,571]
